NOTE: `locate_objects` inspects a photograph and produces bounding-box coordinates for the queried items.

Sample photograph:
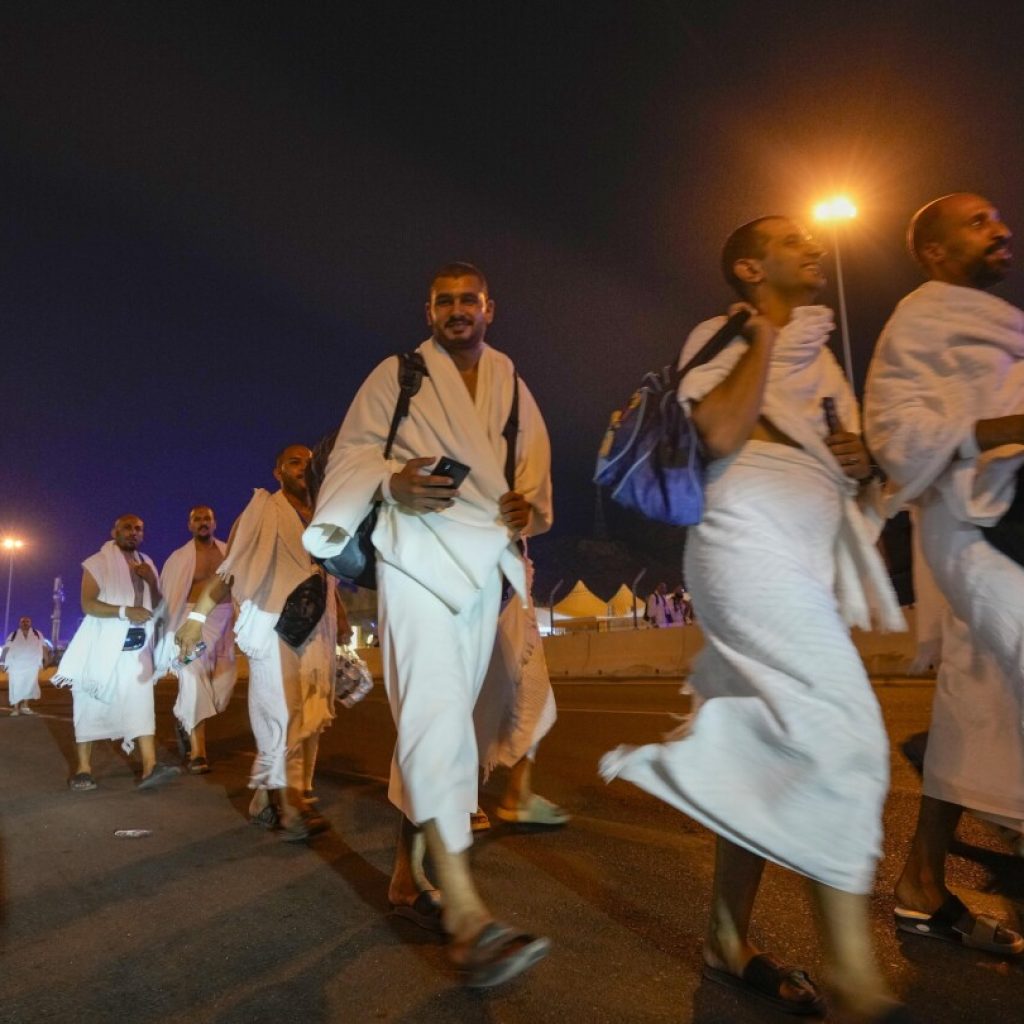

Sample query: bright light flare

[814,196,858,222]
[2,538,25,551]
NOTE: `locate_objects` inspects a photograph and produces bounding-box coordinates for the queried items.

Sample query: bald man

[176,446,343,841]
[54,515,180,791]
[866,192,1024,957]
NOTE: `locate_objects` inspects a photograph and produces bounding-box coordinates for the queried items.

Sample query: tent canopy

[553,580,607,618]
[607,584,644,617]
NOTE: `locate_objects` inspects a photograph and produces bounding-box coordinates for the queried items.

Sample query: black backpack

[307,352,428,589]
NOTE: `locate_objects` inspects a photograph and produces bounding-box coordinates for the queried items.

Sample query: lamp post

[2,537,25,640]
[813,196,858,385]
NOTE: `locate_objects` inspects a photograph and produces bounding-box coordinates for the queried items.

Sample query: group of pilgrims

[14,191,1024,1020]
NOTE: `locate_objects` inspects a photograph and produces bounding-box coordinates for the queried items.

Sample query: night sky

[4,1,1024,637]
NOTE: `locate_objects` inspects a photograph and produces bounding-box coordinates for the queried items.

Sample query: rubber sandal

[895,893,1024,955]
[279,810,331,843]
[390,890,444,933]
[470,807,491,832]
[136,763,181,791]
[250,804,280,830]
[702,953,826,1017]
[68,772,98,792]
[187,756,211,775]
[452,922,551,989]
[494,794,571,828]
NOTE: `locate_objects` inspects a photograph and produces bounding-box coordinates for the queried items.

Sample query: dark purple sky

[4,1,1024,637]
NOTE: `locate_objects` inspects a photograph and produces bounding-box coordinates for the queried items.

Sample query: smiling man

[603,217,906,1020]
[866,193,1024,959]
[305,262,554,988]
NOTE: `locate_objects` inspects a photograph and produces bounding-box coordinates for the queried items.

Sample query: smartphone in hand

[432,456,471,488]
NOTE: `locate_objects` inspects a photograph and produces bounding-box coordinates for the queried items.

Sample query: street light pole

[814,196,858,386]
[830,224,855,385]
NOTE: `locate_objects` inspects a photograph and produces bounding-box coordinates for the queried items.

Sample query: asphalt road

[1,677,1021,1023]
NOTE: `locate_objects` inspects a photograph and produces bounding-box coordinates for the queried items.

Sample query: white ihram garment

[305,339,553,854]
[603,307,903,894]
[219,489,336,790]
[474,554,557,776]
[5,627,45,703]
[54,541,159,753]
[866,280,1024,821]
[156,539,237,734]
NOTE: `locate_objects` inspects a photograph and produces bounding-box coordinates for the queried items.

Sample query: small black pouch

[122,627,146,651]
[982,465,1024,567]
[274,573,328,648]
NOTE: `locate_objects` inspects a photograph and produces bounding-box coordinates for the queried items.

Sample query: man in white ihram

[305,262,554,988]
[55,514,180,791]
[602,217,907,1021]
[865,192,1024,958]
[156,505,237,774]
[3,616,47,715]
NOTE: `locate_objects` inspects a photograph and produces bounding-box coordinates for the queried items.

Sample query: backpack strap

[384,351,428,459]
[502,370,519,490]
[671,308,752,387]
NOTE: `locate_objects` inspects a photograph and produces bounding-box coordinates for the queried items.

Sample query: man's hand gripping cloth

[680,305,903,633]
[302,339,553,609]
[53,541,158,702]
[153,538,228,673]
[474,552,557,776]
[601,306,903,895]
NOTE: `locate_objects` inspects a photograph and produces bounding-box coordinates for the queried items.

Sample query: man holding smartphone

[305,262,554,988]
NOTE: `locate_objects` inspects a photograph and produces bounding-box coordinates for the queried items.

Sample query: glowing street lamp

[2,537,25,640]
[813,196,858,385]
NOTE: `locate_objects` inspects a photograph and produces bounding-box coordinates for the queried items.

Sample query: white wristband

[118,606,128,621]
[187,611,207,624]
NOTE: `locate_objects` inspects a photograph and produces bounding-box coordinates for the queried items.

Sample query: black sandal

[451,922,551,988]
[702,952,826,1017]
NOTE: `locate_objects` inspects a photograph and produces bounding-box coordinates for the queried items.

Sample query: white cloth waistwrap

[603,442,892,893]
[679,307,903,633]
[474,553,557,775]
[218,489,324,660]
[54,541,158,701]
[303,339,552,611]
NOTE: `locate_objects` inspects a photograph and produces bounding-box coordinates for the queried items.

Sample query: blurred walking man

[865,192,1024,957]
[603,218,906,1020]
[3,617,46,714]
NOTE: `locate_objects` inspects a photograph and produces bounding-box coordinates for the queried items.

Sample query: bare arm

[975,415,1024,452]
[689,304,777,459]
[81,570,152,623]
